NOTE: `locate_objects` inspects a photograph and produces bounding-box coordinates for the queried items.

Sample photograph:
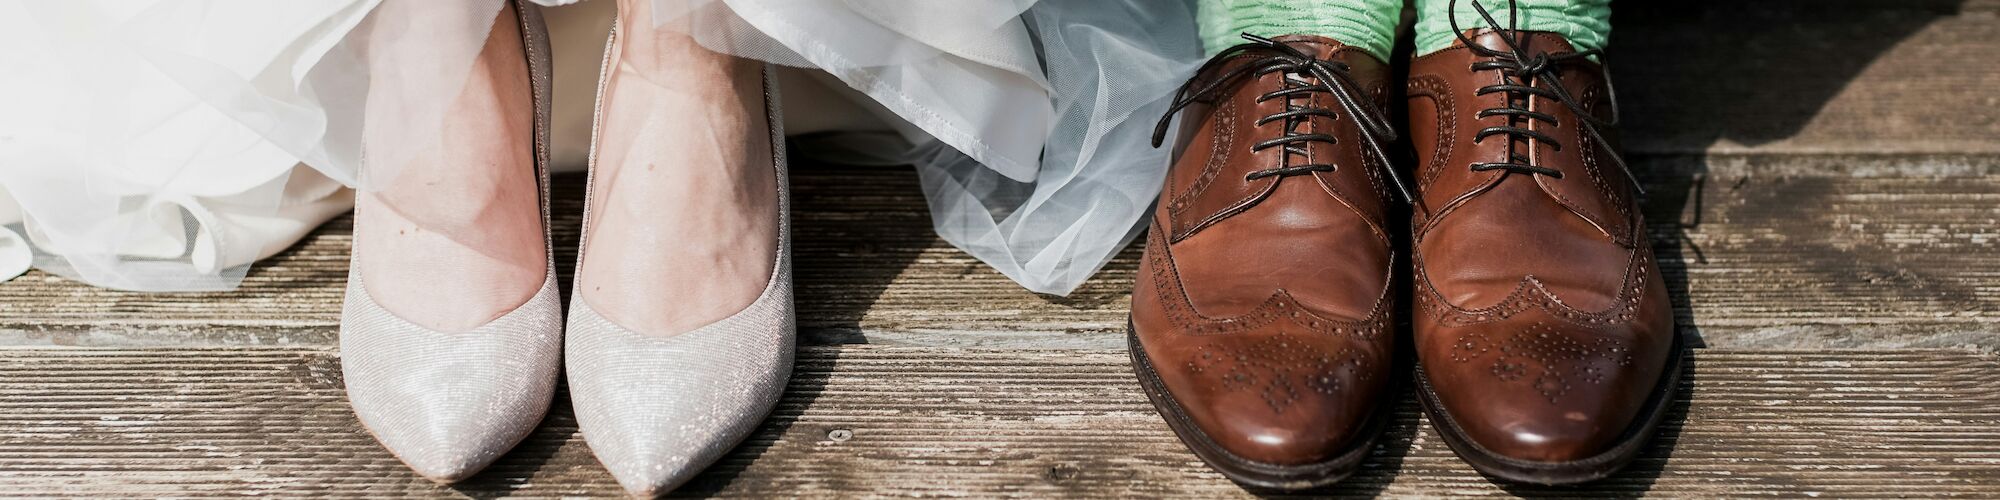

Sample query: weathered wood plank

[2,157,1995,350]
[0,347,1993,497]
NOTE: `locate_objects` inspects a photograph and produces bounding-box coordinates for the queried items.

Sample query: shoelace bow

[1152,33,1415,203]
[1450,0,1645,195]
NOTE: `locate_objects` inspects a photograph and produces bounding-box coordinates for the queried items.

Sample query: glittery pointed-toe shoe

[338,1,563,483]
[564,23,794,496]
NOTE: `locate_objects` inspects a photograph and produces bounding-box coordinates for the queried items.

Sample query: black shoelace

[1152,33,1414,203]
[1450,0,1645,195]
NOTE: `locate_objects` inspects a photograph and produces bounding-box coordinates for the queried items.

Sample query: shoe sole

[1125,321,1394,490]
[1414,333,1687,485]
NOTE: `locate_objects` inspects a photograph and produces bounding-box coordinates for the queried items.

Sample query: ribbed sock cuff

[1197,0,1403,61]
[1413,0,1612,56]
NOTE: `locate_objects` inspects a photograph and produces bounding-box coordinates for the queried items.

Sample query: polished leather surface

[1130,36,1397,466]
[1406,30,1675,462]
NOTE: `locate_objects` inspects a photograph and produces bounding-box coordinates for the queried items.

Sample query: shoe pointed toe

[377,422,502,484]
[1439,388,1632,463]
[1498,418,1612,463]
[1202,398,1373,466]
[565,299,794,496]
[590,433,708,498]
[339,275,565,482]
[1416,313,1675,465]
[345,365,555,482]
[1129,306,1395,479]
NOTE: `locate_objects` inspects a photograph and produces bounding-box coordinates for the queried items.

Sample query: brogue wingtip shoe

[1404,26,1683,484]
[1128,34,1406,490]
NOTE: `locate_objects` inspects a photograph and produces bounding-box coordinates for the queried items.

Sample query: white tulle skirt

[0,0,1202,295]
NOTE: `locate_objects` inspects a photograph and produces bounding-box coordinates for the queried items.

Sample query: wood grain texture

[2,158,1995,350]
[0,347,1994,498]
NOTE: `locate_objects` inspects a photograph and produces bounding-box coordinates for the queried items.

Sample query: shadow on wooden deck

[1614,0,1960,152]
[1615,0,1953,350]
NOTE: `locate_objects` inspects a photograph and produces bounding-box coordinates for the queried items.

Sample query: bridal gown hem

[0,0,1202,296]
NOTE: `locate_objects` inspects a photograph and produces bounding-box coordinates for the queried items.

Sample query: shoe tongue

[1162,33,1402,243]
[1461,29,1577,57]
[1264,34,1348,60]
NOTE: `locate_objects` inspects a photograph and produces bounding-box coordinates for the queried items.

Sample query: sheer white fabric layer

[644,0,1202,295]
[0,0,1201,296]
[0,0,504,290]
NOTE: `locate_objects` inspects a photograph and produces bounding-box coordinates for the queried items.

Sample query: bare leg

[578,0,776,335]
[354,4,546,332]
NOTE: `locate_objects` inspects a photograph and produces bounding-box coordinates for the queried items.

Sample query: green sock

[1195,0,1403,61]
[1413,0,1612,56]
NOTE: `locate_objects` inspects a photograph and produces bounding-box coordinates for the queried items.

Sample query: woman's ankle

[354,4,547,332]
[579,6,775,335]
[614,0,755,93]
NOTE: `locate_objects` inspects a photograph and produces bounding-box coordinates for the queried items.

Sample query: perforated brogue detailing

[1447,323,1635,405]
[1185,333,1376,413]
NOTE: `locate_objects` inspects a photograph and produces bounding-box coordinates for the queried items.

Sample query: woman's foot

[562,4,794,495]
[340,2,564,483]
[353,1,547,332]
[578,0,777,335]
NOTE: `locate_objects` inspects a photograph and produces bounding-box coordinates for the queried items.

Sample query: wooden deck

[3,0,1999,497]
[1,348,1995,497]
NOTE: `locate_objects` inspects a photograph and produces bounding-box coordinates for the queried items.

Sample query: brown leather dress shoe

[1128,34,1411,490]
[1404,26,1683,484]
